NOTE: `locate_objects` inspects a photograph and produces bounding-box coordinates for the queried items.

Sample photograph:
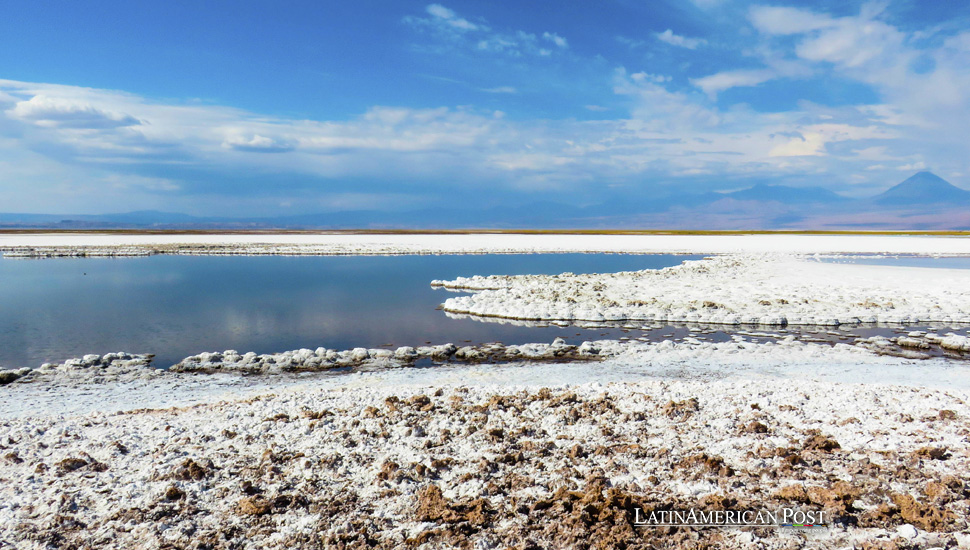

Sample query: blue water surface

[0,253,700,369]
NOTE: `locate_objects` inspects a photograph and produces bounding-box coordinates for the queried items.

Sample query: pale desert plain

[1,232,969,550]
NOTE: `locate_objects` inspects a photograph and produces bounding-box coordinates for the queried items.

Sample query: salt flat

[2,231,970,256]
[2,233,969,549]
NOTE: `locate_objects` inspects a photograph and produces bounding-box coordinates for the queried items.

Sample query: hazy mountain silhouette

[1,172,967,230]
[872,171,970,205]
[722,183,846,203]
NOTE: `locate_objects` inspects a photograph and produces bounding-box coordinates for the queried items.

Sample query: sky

[1,0,969,216]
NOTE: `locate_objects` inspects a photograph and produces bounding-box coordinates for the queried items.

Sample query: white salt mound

[438,254,970,327]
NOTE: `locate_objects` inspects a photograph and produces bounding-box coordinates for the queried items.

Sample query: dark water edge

[0,253,701,369]
[443,316,970,359]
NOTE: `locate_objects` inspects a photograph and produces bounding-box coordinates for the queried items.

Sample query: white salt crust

[0,377,967,549]
[436,254,970,327]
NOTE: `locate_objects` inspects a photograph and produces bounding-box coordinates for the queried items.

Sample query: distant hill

[722,183,846,204]
[0,210,203,227]
[89,210,202,224]
[873,171,970,205]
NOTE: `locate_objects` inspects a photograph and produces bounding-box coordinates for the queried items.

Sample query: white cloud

[630,72,671,84]
[748,6,834,35]
[655,29,706,49]
[614,68,721,131]
[542,32,568,48]
[222,133,294,153]
[769,133,825,157]
[406,5,567,59]
[897,161,926,171]
[425,4,482,32]
[608,66,911,182]
[690,69,775,97]
[481,86,517,94]
[688,28,812,97]
[770,123,895,157]
[0,80,508,180]
[615,36,645,49]
[475,30,551,57]
[7,94,140,129]
[744,2,970,181]
[0,69,953,214]
[794,17,905,69]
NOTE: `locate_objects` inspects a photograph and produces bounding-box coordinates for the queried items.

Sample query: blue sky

[1,0,968,215]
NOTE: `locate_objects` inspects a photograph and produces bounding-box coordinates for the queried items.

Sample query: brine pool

[2,253,969,370]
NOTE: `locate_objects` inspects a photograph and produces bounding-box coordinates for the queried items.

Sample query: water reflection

[0,253,700,369]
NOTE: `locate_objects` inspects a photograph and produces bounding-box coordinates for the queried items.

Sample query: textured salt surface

[1,379,967,549]
[3,335,969,549]
[437,254,970,327]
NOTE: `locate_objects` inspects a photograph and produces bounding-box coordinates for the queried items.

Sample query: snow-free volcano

[873,171,970,205]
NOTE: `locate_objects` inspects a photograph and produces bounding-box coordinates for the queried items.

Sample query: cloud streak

[405,4,569,58]
[690,69,775,98]
[655,29,706,50]
[8,94,141,129]
[424,3,482,32]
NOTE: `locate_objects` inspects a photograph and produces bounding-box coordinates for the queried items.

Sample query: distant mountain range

[2,171,969,230]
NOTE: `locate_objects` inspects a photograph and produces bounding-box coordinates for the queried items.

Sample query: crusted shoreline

[4,333,970,421]
[0,339,610,387]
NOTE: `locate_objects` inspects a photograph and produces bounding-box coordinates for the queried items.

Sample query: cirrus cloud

[405,4,569,58]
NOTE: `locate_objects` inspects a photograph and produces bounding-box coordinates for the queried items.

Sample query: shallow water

[5,253,970,371]
[822,255,970,269]
[0,253,700,369]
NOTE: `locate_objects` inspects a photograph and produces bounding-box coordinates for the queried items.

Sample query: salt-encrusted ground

[437,254,970,327]
[1,371,968,549]
[2,340,970,549]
